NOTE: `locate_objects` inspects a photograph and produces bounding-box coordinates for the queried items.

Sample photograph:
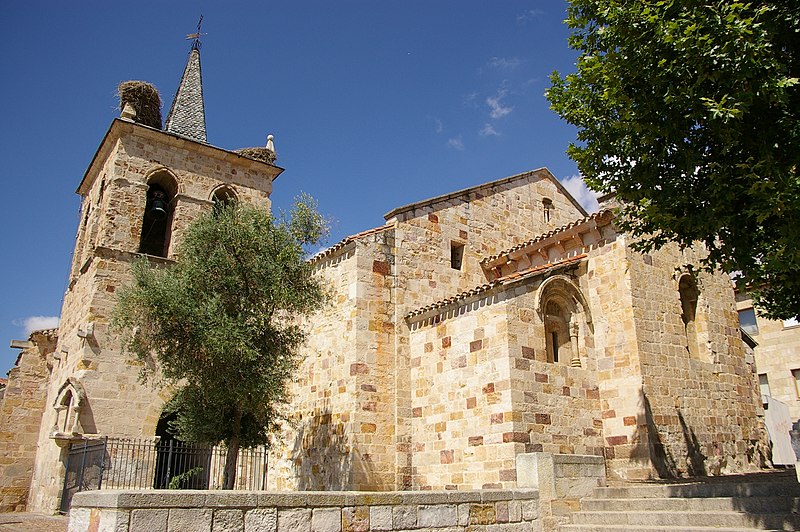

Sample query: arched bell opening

[139,171,178,257]
[210,185,238,214]
[536,275,593,368]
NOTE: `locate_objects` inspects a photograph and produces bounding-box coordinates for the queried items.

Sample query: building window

[678,274,702,359]
[450,241,465,270]
[139,172,177,257]
[758,373,770,404]
[738,307,759,336]
[793,369,800,399]
[542,198,553,223]
[211,185,238,212]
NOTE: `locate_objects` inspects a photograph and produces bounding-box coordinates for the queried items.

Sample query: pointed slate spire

[164,22,207,142]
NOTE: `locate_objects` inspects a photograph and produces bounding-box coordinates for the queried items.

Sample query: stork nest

[236,147,277,164]
[117,81,162,129]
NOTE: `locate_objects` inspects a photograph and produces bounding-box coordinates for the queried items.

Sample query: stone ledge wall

[68,489,540,532]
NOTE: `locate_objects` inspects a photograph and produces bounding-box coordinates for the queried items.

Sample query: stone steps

[559,472,800,532]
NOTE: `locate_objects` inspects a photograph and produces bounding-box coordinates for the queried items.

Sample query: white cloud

[488,57,521,70]
[560,175,601,213]
[435,118,443,133]
[447,136,465,151]
[479,123,499,137]
[462,92,479,108]
[517,9,544,24]
[486,89,512,119]
[16,315,60,336]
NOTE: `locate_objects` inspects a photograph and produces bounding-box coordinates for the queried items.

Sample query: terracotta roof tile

[406,253,586,320]
[309,224,393,263]
[481,209,613,266]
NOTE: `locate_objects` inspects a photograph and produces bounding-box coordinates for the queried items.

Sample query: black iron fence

[60,437,269,512]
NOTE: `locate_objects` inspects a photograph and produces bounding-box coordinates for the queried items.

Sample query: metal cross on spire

[186,15,206,51]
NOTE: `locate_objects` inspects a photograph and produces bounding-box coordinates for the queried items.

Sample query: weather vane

[186,15,206,51]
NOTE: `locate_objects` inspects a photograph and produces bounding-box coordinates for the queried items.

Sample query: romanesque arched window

[139,171,178,257]
[678,274,702,360]
[210,185,238,213]
[536,275,592,368]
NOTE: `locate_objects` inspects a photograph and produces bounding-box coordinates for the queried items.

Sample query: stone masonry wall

[269,228,397,491]
[29,121,279,513]
[0,331,56,512]
[68,489,541,532]
[393,171,586,490]
[627,244,764,478]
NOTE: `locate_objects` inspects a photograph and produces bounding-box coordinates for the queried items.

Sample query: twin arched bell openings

[139,170,178,257]
[536,275,592,368]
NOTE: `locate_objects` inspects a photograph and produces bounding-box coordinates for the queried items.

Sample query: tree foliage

[113,196,328,488]
[547,1,799,318]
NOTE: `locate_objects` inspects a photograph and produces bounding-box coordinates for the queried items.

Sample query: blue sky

[0,1,596,373]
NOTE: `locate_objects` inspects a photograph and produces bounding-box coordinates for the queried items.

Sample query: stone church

[0,42,766,513]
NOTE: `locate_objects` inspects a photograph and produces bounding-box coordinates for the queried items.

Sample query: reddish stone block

[585,388,600,399]
[499,469,517,481]
[623,416,637,426]
[535,413,551,424]
[562,386,571,396]
[584,428,597,436]
[440,449,454,464]
[490,413,503,424]
[428,213,439,223]
[442,336,451,348]
[466,397,477,409]
[360,384,376,392]
[350,363,369,376]
[470,340,483,352]
[521,346,535,359]
[469,436,483,446]
[424,342,433,353]
[601,409,616,419]
[483,383,495,394]
[502,432,529,443]
[459,229,468,239]
[606,435,628,446]
[362,402,376,412]
[534,373,548,383]
[372,260,390,275]
[412,407,422,418]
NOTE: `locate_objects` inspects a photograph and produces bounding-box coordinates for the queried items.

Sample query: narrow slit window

[451,242,465,270]
[542,198,553,223]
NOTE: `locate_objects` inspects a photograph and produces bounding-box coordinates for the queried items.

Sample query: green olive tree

[547,1,799,318]
[113,196,328,489]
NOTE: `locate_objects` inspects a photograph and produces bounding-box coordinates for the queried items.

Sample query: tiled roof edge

[405,254,587,321]
[481,209,614,265]
[309,224,393,264]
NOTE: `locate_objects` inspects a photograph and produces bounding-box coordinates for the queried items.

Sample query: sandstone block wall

[625,244,763,479]
[28,120,280,513]
[0,331,55,512]
[68,489,541,532]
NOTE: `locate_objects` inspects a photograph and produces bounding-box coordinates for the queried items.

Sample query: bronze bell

[146,189,168,221]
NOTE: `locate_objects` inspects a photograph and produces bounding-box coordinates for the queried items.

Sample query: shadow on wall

[291,402,375,490]
[638,392,769,479]
[639,393,707,478]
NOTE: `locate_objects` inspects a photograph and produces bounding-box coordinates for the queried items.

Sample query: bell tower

[27,35,283,512]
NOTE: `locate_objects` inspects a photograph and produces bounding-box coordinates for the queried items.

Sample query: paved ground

[0,512,68,532]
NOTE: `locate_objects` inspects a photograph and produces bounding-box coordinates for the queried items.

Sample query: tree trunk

[222,407,242,490]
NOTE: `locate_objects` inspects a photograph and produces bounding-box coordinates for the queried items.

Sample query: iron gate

[59,437,269,513]
[59,438,107,513]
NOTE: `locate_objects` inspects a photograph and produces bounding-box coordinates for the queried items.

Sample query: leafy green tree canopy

[547,1,799,318]
[113,195,328,488]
